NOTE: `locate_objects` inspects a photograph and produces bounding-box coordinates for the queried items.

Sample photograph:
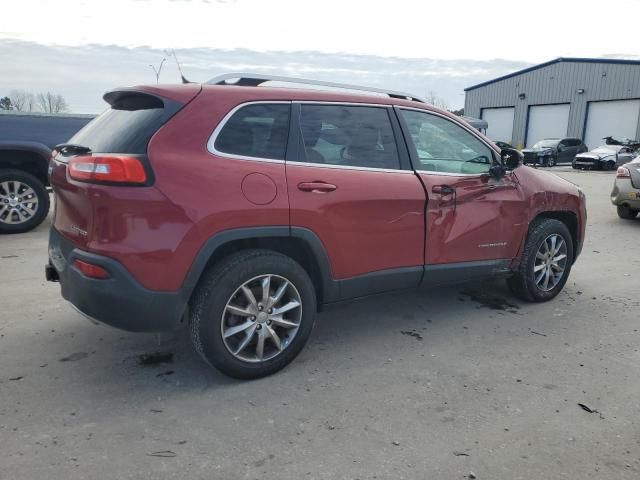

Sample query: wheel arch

[180,227,337,311]
[0,142,51,186]
[531,211,578,262]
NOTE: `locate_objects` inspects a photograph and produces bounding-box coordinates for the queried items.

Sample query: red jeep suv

[47,74,586,378]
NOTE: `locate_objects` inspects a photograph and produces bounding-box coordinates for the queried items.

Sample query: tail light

[73,259,110,279]
[616,166,631,178]
[68,155,147,184]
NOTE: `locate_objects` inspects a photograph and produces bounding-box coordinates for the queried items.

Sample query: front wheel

[0,169,50,234]
[507,219,574,302]
[617,204,638,219]
[189,249,317,379]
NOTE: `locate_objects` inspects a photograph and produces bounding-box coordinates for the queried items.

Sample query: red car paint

[50,84,586,297]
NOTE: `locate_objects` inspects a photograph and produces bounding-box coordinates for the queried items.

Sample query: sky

[1,0,639,113]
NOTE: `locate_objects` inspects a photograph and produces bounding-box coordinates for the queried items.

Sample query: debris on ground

[9,376,24,381]
[530,330,547,337]
[400,330,423,341]
[146,450,176,458]
[453,451,470,456]
[59,352,88,362]
[138,352,174,366]
[156,370,175,377]
[469,472,477,479]
[578,403,604,418]
[392,441,400,446]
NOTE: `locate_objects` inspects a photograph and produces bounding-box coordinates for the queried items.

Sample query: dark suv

[47,74,587,378]
[522,138,588,167]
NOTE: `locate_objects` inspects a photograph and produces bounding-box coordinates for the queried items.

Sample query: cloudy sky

[1,0,639,113]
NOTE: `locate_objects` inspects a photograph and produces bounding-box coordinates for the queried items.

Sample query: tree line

[0,89,69,113]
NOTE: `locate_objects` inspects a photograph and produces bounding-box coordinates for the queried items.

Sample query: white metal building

[464,58,640,149]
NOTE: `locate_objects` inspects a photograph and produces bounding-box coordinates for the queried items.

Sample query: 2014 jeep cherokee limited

[47,75,587,379]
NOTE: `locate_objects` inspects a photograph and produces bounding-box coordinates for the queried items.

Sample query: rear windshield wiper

[55,143,92,155]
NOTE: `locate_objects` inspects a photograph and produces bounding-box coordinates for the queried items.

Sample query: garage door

[481,107,515,143]
[584,99,640,151]
[526,104,570,147]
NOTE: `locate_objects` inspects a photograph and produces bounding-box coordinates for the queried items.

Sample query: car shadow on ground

[15,277,529,404]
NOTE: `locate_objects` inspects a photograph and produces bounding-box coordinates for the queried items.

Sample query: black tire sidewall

[0,169,50,234]
[191,250,316,379]
[522,220,574,301]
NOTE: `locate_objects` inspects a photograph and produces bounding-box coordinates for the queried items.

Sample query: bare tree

[425,90,449,110]
[8,89,35,112]
[36,92,69,113]
[149,57,166,84]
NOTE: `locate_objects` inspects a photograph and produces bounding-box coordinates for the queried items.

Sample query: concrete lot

[1,168,639,480]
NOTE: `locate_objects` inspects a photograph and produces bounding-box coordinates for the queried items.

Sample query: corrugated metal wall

[464,60,640,149]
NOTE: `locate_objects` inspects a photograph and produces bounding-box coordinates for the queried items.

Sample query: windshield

[532,140,559,149]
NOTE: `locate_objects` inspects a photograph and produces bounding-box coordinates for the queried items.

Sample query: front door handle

[432,184,455,195]
[297,181,337,193]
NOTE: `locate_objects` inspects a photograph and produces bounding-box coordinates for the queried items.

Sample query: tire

[606,161,616,171]
[0,169,50,234]
[507,218,574,302]
[189,249,317,379]
[544,156,553,167]
[617,204,638,219]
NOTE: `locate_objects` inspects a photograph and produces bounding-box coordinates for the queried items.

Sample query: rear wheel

[508,218,574,302]
[0,169,50,234]
[617,204,638,219]
[189,249,317,379]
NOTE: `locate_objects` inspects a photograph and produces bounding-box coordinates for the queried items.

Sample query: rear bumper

[47,228,186,332]
[611,180,640,208]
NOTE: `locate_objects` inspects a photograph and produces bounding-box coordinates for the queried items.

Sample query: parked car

[494,141,515,150]
[611,157,640,219]
[46,74,587,379]
[522,138,588,167]
[573,144,637,170]
[0,112,94,233]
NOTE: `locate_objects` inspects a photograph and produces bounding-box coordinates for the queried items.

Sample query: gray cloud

[0,39,531,113]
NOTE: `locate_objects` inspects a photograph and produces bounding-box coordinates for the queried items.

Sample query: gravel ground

[1,168,639,480]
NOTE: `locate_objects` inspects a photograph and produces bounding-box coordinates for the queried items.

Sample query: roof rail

[206,73,425,103]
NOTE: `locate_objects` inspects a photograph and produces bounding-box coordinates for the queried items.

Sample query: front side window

[298,105,400,170]
[214,103,290,160]
[400,109,494,174]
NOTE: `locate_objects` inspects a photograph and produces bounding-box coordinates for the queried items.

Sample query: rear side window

[68,92,175,154]
[213,103,291,160]
[297,105,400,170]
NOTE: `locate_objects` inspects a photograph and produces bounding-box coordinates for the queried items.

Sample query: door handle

[297,181,337,193]
[432,185,455,195]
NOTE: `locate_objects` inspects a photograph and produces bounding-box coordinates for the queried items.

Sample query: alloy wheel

[0,180,39,225]
[221,274,302,362]
[533,234,568,291]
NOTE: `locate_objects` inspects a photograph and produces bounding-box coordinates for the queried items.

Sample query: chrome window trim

[288,161,414,174]
[415,170,489,177]
[207,100,292,163]
[398,106,500,178]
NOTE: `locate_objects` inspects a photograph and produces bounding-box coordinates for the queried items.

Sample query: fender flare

[0,140,51,176]
[178,226,339,306]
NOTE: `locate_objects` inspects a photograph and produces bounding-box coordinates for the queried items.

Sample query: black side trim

[180,226,291,303]
[334,266,423,301]
[422,259,512,287]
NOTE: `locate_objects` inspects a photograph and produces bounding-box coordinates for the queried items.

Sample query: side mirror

[501,147,523,170]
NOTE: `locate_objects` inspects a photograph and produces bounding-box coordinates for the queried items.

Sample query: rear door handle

[432,185,455,195]
[297,182,337,193]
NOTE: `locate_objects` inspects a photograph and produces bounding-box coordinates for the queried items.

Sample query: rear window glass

[68,93,172,154]
[213,104,291,160]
